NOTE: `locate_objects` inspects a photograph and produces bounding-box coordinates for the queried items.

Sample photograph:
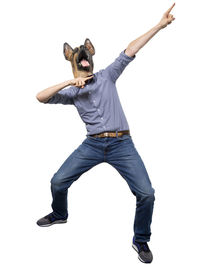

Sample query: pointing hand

[158,3,176,29]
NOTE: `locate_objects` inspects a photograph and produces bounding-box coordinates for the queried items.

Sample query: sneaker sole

[132,244,152,264]
[37,219,67,227]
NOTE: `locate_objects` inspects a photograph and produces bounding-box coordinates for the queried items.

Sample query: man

[36,3,175,264]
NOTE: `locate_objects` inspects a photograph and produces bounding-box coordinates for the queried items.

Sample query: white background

[1,0,200,270]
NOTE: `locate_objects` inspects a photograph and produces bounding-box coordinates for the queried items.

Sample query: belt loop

[116,131,118,138]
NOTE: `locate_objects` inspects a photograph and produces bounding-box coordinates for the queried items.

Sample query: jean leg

[107,137,155,242]
[50,138,104,219]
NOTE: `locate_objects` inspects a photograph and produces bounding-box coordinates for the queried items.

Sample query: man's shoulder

[94,69,106,78]
[93,70,103,76]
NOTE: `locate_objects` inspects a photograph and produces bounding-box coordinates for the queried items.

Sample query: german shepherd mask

[63,38,95,78]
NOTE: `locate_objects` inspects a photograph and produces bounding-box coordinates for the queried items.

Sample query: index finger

[165,2,175,15]
[84,75,94,81]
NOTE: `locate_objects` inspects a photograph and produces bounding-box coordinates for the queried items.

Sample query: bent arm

[36,80,71,103]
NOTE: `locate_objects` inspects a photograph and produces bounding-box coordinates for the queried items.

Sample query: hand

[69,75,94,88]
[158,3,176,29]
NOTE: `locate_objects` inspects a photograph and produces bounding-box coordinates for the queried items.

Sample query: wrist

[64,80,72,86]
[154,23,163,31]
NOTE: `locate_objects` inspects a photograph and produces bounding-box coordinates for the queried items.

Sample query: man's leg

[106,135,155,243]
[50,138,104,219]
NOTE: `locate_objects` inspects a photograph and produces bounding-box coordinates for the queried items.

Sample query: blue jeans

[50,134,155,242]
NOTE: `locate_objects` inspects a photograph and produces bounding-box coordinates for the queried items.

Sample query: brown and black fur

[63,38,95,78]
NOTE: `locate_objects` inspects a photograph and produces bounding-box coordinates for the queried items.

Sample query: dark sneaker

[132,236,153,263]
[36,212,67,227]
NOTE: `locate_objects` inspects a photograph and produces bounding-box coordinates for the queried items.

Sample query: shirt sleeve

[102,49,136,83]
[43,86,77,105]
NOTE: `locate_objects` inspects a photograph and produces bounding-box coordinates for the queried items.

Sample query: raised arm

[125,3,176,57]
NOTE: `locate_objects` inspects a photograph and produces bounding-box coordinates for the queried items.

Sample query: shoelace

[138,242,150,252]
[45,212,56,222]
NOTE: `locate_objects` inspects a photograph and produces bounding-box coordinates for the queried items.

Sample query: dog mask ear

[63,43,73,61]
[84,38,95,56]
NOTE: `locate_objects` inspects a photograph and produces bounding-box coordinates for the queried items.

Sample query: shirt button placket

[91,99,106,130]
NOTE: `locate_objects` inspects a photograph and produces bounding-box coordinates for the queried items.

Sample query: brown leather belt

[90,130,130,138]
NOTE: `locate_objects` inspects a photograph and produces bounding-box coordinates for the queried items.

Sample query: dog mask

[63,38,95,78]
